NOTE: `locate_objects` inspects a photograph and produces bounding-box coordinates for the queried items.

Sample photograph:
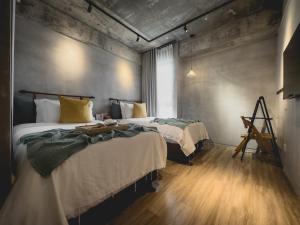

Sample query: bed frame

[109,97,141,103]
[19,90,95,99]
[68,171,157,225]
[167,141,204,165]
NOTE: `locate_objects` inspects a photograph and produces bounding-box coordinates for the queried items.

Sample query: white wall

[277,0,300,195]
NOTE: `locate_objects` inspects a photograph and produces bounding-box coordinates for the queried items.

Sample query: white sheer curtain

[156,44,177,118]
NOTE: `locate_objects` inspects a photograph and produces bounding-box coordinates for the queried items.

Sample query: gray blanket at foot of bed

[153,118,200,129]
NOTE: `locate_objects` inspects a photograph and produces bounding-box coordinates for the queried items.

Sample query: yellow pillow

[59,96,92,123]
[132,103,147,118]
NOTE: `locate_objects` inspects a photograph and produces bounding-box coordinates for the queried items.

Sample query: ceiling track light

[184,24,188,33]
[136,35,140,42]
[87,3,92,13]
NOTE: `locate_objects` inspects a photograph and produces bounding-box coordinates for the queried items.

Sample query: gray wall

[276,0,300,195]
[15,16,141,113]
[180,38,278,147]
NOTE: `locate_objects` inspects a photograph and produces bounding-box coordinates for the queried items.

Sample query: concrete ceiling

[35,0,282,52]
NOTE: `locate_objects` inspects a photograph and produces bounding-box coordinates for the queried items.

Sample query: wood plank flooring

[110,144,300,225]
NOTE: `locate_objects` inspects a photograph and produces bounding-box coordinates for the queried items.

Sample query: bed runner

[18,124,157,177]
[153,118,200,129]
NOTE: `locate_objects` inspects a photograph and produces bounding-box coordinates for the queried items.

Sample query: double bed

[0,91,167,225]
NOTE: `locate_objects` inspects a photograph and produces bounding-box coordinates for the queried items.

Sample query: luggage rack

[232,96,281,165]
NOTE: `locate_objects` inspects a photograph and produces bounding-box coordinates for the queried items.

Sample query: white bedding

[119,117,209,156]
[0,122,167,225]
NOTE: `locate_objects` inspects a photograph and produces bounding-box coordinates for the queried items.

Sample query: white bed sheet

[119,117,209,156]
[0,122,167,225]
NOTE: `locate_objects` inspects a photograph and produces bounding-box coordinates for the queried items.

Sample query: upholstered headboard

[14,90,95,125]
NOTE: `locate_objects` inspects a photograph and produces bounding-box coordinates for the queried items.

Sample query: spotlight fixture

[87,3,92,13]
[136,35,140,42]
[184,24,188,33]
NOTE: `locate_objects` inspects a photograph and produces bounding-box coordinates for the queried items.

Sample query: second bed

[118,117,209,164]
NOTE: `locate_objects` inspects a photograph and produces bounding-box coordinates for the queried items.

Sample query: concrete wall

[16,0,141,64]
[179,10,279,58]
[180,37,278,147]
[14,16,141,113]
[276,0,300,195]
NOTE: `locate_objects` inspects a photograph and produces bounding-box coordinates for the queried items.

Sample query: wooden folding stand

[232,96,281,165]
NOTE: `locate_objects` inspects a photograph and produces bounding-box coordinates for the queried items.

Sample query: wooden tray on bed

[76,123,129,135]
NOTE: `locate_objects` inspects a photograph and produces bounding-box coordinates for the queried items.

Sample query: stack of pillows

[111,101,147,119]
[35,96,94,123]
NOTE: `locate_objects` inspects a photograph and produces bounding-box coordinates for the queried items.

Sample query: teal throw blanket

[153,118,200,129]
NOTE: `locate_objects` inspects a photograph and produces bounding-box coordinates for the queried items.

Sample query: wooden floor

[110,144,300,225]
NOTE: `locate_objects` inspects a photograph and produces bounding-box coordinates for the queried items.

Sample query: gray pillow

[110,102,122,119]
[14,95,36,125]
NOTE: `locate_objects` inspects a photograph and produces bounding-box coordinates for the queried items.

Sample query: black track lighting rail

[85,0,235,43]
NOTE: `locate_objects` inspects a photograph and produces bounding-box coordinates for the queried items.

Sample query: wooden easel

[232,96,281,163]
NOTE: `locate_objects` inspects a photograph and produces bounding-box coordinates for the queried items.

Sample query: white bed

[0,121,167,225]
[118,117,209,156]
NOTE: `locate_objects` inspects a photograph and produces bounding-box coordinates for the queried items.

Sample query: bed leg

[77,208,81,225]
[146,171,158,192]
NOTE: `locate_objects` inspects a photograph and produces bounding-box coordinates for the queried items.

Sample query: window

[156,45,177,118]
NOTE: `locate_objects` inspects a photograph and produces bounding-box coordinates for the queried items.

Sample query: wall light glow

[52,38,86,80]
[116,60,134,91]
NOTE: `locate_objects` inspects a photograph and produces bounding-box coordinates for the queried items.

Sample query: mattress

[119,117,209,156]
[0,121,167,225]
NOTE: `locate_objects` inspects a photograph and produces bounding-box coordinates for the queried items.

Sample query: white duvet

[119,117,209,156]
[0,122,167,225]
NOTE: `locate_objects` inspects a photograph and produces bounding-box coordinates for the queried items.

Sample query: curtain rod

[85,0,236,43]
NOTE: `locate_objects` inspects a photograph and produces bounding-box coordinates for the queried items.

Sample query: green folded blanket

[153,118,200,129]
[18,124,157,177]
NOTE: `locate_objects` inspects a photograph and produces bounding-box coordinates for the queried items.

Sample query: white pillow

[120,102,134,119]
[88,101,95,121]
[34,99,60,123]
